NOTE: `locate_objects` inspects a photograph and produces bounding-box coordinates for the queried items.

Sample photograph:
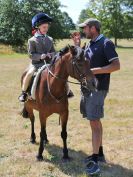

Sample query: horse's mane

[50,46,70,66]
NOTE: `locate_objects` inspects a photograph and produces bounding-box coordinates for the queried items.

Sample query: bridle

[71,54,88,85]
[43,48,94,103]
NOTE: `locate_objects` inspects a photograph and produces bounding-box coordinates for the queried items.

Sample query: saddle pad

[31,64,48,100]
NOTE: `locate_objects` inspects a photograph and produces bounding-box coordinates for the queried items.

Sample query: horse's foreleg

[37,113,47,161]
[60,111,69,159]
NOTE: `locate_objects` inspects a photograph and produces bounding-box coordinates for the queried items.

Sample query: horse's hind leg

[30,114,36,144]
[24,104,36,144]
[60,111,69,160]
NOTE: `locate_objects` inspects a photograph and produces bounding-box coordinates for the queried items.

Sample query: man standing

[72,19,120,175]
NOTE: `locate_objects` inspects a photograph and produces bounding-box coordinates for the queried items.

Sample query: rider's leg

[19,65,36,102]
[31,64,47,100]
[22,66,36,91]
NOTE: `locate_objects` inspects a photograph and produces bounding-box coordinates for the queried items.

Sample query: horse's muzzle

[82,77,98,91]
[92,77,98,91]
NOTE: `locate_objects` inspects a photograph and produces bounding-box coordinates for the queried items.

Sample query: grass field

[0,39,133,177]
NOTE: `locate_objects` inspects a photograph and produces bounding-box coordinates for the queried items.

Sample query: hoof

[36,155,43,161]
[62,156,72,162]
[88,173,101,177]
[30,134,36,144]
[30,139,36,144]
[45,139,49,144]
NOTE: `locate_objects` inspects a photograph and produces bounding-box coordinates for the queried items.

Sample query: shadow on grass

[117,45,133,49]
[43,144,133,177]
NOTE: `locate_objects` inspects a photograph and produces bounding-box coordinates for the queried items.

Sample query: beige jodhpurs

[22,64,36,92]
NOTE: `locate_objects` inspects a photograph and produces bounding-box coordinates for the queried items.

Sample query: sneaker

[86,160,100,175]
[98,155,106,163]
[67,90,74,98]
[84,155,93,164]
[18,92,27,102]
[85,154,106,164]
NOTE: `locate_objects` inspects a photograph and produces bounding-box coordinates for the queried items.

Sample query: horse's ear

[82,42,86,50]
[68,45,76,55]
[59,46,69,56]
[68,44,73,51]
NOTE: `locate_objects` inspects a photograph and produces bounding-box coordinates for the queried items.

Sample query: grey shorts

[80,90,108,120]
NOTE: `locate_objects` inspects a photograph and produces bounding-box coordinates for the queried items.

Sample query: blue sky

[60,0,89,24]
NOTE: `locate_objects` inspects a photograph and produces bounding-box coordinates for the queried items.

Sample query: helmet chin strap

[38,29,46,36]
[38,29,42,34]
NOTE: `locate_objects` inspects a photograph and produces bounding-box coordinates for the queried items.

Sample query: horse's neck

[49,56,69,96]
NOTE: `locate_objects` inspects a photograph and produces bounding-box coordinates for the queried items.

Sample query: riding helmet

[32,12,53,28]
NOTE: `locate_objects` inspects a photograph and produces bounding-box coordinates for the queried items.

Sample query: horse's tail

[20,68,30,119]
[19,105,29,119]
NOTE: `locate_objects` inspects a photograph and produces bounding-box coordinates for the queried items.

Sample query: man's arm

[91,59,120,75]
[91,39,120,75]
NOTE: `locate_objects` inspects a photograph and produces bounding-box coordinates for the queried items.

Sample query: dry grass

[0,40,133,177]
[0,44,15,54]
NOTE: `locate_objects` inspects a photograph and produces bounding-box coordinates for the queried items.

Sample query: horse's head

[66,45,98,91]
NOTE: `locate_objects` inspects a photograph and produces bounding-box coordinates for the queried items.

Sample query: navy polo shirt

[85,34,119,91]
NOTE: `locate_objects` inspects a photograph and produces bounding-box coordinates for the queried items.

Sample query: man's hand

[46,53,52,59]
[71,32,81,46]
[41,54,47,60]
[91,59,120,74]
[41,53,52,60]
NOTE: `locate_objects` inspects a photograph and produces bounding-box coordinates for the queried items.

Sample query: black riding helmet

[32,12,53,29]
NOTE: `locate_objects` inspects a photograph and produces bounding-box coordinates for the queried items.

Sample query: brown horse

[20,46,97,161]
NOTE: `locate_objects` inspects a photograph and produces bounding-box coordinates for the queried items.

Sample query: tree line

[0,0,75,46]
[79,0,133,46]
[0,0,132,47]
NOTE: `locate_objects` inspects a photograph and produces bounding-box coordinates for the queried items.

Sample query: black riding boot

[67,90,74,98]
[18,91,27,102]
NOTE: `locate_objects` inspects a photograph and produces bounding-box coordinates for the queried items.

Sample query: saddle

[28,64,48,100]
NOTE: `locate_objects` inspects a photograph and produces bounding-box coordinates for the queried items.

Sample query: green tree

[78,0,133,46]
[0,0,26,46]
[0,0,75,46]
[61,12,76,38]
